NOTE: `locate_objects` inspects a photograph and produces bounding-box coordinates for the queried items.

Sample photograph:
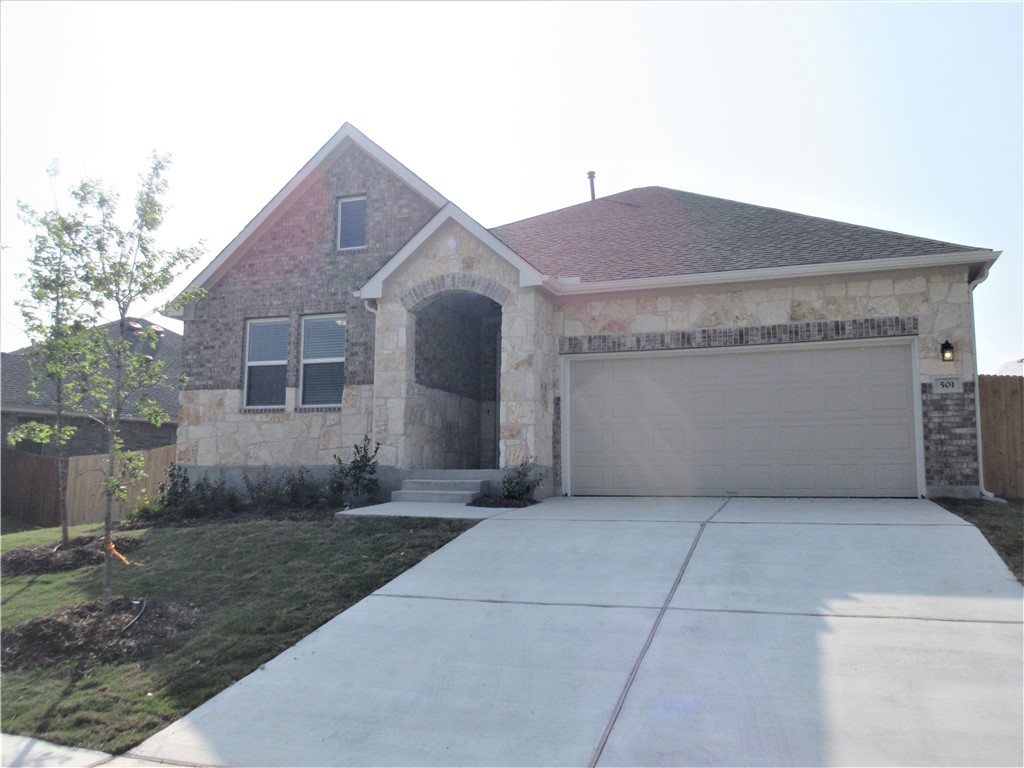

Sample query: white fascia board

[165,123,448,316]
[542,250,999,297]
[358,204,546,299]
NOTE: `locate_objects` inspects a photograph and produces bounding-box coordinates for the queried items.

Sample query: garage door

[567,342,919,497]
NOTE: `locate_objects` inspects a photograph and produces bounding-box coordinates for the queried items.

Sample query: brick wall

[414,302,484,399]
[922,381,980,488]
[183,144,440,393]
[559,317,919,354]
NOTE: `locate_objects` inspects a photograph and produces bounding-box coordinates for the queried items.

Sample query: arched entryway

[411,291,502,469]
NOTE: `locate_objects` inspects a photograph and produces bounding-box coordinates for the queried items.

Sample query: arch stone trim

[400,273,512,311]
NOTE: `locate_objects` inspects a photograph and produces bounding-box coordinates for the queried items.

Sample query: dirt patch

[468,497,538,508]
[1,535,141,577]
[1,596,197,672]
[934,497,1023,584]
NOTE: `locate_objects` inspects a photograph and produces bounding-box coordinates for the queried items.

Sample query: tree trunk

[58,454,69,546]
[102,437,115,619]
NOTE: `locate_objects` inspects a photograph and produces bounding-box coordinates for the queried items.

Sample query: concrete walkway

[4,497,1021,767]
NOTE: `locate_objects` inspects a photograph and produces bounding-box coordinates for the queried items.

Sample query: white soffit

[358,203,546,299]
[165,123,448,316]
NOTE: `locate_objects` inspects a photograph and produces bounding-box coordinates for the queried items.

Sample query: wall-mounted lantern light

[940,340,955,362]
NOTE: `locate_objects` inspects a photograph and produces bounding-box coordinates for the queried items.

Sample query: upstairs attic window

[337,196,367,250]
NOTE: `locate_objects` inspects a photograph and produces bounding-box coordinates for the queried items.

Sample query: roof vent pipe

[587,171,596,201]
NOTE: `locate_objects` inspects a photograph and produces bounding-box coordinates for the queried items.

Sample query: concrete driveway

[108,498,1023,766]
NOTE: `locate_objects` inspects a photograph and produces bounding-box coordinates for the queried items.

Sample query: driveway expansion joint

[588,497,732,767]
[665,604,1024,625]
[372,593,664,611]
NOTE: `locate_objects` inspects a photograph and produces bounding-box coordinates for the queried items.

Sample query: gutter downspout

[352,291,378,317]
[969,257,1002,501]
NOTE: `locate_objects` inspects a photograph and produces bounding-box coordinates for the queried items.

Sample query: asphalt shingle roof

[1,318,183,421]
[490,187,987,283]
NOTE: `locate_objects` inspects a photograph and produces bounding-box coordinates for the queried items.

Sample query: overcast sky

[1,1,1021,372]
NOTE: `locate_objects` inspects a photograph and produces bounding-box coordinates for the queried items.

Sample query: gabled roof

[490,187,996,288]
[167,123,448,314]
[1,318,183,421]
[358,203,544,299]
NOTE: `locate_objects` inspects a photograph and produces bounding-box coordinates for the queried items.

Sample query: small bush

[242,472,288,511]
[283,468,325,508]
[330,435,382,506]
[327,458,348,507]
[502,457,544,500]
[132,464,242,522]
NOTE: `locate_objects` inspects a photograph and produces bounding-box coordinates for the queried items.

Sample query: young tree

[11,154,204,617]
[6,165,106,546]
[80,153,205,617]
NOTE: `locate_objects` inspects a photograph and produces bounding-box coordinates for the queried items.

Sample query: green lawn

[0,514,476,754]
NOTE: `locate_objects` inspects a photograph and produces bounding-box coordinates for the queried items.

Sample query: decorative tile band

[558,316,919,355]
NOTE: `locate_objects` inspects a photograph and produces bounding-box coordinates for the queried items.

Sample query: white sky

[1,1,1021,372]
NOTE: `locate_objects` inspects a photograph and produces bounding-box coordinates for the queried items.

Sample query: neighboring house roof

[1,318,183,421]
[167,122,448,313]
[490,186,996,287]
[994,359,1024,376]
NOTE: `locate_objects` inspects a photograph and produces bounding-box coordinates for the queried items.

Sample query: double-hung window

[337,196,367,250]
[301,314,346,406]
[245,319,288,407]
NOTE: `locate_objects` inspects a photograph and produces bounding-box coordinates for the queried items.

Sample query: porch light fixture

[940,340,954,362]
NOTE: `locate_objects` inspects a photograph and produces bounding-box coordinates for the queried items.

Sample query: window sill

[240,407,286,414]
[296,405,342,413]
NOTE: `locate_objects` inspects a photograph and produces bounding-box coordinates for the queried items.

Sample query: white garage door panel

[568,343,918,497]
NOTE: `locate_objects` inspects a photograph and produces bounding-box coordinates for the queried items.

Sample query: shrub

[132,464,242,522]
[242,471,288,511]
[502,457,544,500]
[283,468,325,508]
[330,435,382,506]
[327,457,348,507]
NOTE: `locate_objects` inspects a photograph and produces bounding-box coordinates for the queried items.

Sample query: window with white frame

[301,314,346,406]
[245,319,289,407]
[337,196,367,250]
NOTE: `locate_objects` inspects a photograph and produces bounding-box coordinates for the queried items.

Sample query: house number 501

[935,377,963,393]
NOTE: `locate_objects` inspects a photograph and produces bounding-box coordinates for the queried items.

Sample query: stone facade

[552,266,981,495]
[370,219,561,473]
[177,385,374,466]
[555,267,976,382]
[175,129,985,498]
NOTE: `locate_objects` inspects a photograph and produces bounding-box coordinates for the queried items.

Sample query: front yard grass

[0,514,475,754]
[934,496,1023,584]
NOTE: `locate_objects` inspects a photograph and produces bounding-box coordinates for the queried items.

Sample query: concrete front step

[391,478,484,504]
[391,490,480,504]
[401,479,486,493]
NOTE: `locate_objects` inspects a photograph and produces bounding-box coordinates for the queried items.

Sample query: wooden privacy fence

[979,375,1024,499]
[1,444,176,528]
[1,449,61,527]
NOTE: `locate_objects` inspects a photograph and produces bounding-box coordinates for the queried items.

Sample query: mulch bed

[1,535,141,577]
[0,596,197,672]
